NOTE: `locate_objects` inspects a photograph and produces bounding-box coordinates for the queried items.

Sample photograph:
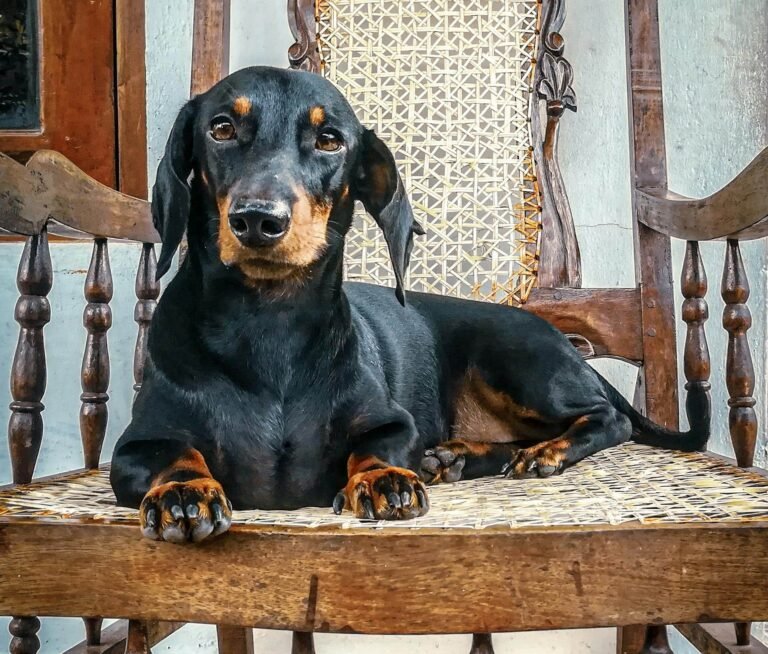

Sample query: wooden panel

[3,521,768,634]
[636,146,768,242]
[190,0,231,95]
[0,0,117,187]
[116,0,148,198]
[525,288,643,363]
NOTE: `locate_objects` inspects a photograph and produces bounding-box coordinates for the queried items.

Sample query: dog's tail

[601,375,710,452]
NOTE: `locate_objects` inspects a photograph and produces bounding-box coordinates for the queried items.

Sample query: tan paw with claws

[140,478,232,543]
[333,467,429,520]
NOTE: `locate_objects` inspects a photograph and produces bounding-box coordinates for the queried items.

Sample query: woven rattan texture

[3,445,768,530]
[317,0,542,305]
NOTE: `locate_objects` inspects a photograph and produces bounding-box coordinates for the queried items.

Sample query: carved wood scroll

[288,0,321,72]
[532,0,580,288]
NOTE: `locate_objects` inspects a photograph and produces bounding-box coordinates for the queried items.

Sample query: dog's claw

[170,504,185,521]
[332,491,346,515]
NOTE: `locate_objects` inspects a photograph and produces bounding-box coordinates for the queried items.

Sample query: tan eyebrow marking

[309,106,325,127]
[233,96,252,116]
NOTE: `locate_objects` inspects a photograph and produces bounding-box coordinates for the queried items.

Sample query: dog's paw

[501,440,568,479]
[420,443,466,484]
[333,467,429,520]
[140,478,232,544]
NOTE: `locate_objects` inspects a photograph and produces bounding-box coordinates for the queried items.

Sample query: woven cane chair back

[317,0,541,304]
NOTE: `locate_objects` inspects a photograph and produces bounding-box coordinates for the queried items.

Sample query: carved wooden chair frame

[1,1,768,653]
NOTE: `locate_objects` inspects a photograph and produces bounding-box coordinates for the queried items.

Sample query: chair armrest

[636,145,768,241]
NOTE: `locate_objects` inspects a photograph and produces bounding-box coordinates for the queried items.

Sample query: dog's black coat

[111,67,709,524]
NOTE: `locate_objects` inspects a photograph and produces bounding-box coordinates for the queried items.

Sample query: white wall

[1,0,766,651]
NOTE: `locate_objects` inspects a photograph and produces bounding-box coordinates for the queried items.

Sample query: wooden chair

[2,1,768,653]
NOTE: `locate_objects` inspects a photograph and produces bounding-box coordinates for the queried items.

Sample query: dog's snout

[228,199,290,246]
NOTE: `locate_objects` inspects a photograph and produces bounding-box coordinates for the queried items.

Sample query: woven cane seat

[3,444,768,530]
[318,0,541,304]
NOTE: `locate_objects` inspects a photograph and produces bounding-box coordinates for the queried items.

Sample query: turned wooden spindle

[9,230,52,484]
[8,617,40,654]
[721,239,756,469]
[469,633,495,654]
[134,243,160,393]
[8,231,51,654]
[721,239,756,647]
[681,241,711,446]
[80,238,113,469]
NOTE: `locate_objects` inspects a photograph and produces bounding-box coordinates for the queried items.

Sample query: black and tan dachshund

[110,67,709,543]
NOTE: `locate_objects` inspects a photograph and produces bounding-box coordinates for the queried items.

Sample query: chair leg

[8,617,40,654]
[470,633,495,653]
[292,631,315,654]
[126,620,151,654]
[735,622,751,646]
[217,626,254,654]
[617,625,673,654]
[84,617,104,646]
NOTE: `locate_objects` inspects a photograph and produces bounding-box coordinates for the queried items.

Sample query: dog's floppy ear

[354,129,424,305]
[152,101,196,279]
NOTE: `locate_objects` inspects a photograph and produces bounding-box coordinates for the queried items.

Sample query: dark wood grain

[190,0,231,96]
[80,239,113,469]
[287,0,321,72]
[8,229,52,484]
[623,0,678,649]
[721,240,757,468]
[133,244,160,393]
[524,288,643,363]
[626,0,678,428]
[292,631,316,654]
[636,146,768,241]
[3,521,768,633]
[470,633,495,654]
[116,0,149,198]
[681,241,711,450]
[532,0,581,288]
[8,616,40,654]
[0,151,157,242]
[675,623,768,654]
[0,1,117,187]
[217,626,255,654]
[125,620,150,654]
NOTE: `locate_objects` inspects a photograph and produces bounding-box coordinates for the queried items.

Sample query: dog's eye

[210,118,236,141]
[315,132,343,152]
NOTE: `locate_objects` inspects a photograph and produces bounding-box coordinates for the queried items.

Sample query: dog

[110,67,709,544]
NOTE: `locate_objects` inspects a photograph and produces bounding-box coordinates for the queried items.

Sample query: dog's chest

[206,378,349,509]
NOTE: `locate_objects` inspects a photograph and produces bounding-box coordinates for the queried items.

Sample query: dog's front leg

[332,417,429,521]
[111,438,232,544]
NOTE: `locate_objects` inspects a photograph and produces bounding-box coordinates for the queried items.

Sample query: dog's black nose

[228,199,290,246]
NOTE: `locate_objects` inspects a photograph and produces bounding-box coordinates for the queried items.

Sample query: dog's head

[153,66,423,303]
